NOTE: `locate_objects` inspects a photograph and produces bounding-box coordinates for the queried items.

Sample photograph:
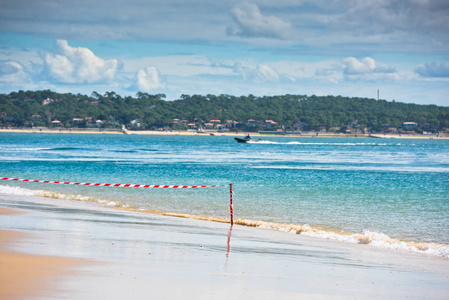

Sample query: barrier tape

[1,177,226,189]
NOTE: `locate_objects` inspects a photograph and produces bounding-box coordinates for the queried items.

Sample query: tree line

[1,90,448,133]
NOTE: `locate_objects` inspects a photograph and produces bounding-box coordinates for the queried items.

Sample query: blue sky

[0,0,448,106]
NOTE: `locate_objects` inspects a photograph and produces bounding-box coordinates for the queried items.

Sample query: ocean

[1,132,448,257]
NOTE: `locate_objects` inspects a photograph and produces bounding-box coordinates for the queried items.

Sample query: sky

[0,0,448,106]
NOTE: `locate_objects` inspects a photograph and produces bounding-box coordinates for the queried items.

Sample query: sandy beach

[1,192,449,299]
[1,127,447,139]
[0,209,85,300]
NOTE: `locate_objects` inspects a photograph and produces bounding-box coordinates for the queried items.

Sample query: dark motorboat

[234,135,261,143]
[234,137,250,143]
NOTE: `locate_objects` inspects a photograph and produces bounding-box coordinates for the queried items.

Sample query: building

[72,118,84,125]
[247,119,258,127]
[264,120,278,128]
[402,122,418,131]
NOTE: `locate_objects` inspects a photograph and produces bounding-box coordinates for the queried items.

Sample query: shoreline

[1,183,448,258]
[1,127,447,139]
[1,193,449,299]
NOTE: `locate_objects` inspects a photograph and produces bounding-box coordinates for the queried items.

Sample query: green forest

[1,90,448,133]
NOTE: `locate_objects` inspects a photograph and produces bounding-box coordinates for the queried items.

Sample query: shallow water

[1,132,448,256]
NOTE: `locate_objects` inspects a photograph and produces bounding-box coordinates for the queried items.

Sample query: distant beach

[1,127,447,139]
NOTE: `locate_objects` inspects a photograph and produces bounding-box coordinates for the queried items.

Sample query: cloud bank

[342,57,397,80]
[44,40,120,84]
[415,61,449,78]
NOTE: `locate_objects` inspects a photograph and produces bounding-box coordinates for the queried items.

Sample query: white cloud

[44,40,119,84]
[343,57,375,74]
[233,61,278,82]
[228,2,291,39]
[255,64,280,82]
[343,57,396,75]
[0,60,30,83]
[415,61,449,78]
[136,66,163,92]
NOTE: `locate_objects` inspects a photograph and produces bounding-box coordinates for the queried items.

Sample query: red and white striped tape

[1,177,226,189]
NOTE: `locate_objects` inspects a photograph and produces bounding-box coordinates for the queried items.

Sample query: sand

[0,209,85,300]
[1,194,449,299]
[1,127,447,139]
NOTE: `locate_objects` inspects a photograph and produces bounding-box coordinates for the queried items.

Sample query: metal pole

[229,183,234,225]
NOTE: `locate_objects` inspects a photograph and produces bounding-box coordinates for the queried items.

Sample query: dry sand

[1,127,447,139]
[0,209,85,300]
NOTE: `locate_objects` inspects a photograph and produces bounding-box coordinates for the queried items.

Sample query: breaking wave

[234,219,449,258]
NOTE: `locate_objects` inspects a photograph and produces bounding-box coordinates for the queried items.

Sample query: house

[209,120,220,128]
[264,120,278,128]
[247,119,258,127]
[42,98,54,105]
[204,123,214,129]
[106,120,120,126]
[42,98,62,105]
[32,115,42,121]
[172,118,181,124]
[218,124,230,132]
[96,120,104,126]
[51,120,62,126]
[130,119,141,127]
[85,117,94,125]
[402,122,418,131]
[72,118,84,125]
[226,120,238,128]
[187,123,197,130]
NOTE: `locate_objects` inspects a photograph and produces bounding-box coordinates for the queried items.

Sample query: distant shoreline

[0,127,447,139]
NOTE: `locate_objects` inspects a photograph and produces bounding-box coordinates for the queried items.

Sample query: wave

[1,184,448,258]
[234,219,449,258]
[46,147,84,151]
[112,150,138,153]
[0,147,86,151]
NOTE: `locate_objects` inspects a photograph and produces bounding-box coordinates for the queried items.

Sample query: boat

[234,137,250,143]
[234,136,262,143]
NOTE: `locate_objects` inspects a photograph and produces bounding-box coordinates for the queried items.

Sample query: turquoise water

[1,132,448,256]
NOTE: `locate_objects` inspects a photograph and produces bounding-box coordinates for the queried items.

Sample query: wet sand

[1,194,449,299]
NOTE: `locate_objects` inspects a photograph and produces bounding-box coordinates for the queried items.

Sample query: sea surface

[1,132,448,257]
